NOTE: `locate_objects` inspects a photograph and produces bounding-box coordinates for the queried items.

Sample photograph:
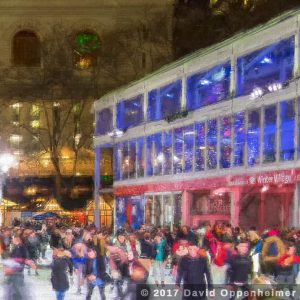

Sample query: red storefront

[114,168,298,230]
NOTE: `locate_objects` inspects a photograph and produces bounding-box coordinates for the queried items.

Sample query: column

[230,187,241,227]
[293,183,300,227]
[94,146,101,229]
[259,192,265,231]
[182,190,192,226]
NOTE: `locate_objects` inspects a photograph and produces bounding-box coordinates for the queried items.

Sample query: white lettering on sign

[227,178,248,186]
[273,173,292,184]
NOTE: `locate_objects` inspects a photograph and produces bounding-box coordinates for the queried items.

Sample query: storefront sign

[115,169,300,196]
[227,169,296,187]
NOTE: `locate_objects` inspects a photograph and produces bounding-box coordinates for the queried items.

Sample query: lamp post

[0,153,17,226]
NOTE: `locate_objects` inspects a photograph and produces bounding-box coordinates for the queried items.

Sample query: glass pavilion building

[94,9,300,231]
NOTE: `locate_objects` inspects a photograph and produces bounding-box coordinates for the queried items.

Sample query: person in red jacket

[276,242,300,286]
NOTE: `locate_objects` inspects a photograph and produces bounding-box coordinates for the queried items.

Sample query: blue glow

[148,80,182,121]
[195,122,205,171]
[237,36,294,97]
[263,105,276,163]
[187,62,231,112]
[207,119,217,169]
[247,110,260,167]
[233,112,245,166]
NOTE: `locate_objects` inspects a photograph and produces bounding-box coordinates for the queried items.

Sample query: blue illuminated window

[247,110,260,167]
[153,133,162,176]
[137,137,144,178]
[146,135,154,176]
[129,140,136,179]
[237,36,294,97]
[163,130,172,175]
[113,143,121,181]
[207,119,217,169]
[121,141,129,180]
[220,116,231,168]
[96,108,113,135]
[148,80,182,121]
[187,62,231,111]
[117,95,143,130]
[280,100,295,161]
[233,112,245,166]
[184,125,194,172]
[263,105,277,163]
[195,122,205,171]
[173,127,183,174]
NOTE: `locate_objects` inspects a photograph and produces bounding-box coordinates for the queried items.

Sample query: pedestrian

[176,245,212,300]
[85,248,107,300]
[51,248,73,300]
[151,232,169,287]
[4,235,36,300]
[227,240,252,300]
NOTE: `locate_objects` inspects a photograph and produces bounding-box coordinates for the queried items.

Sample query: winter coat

[152,240,169,261]
[176,255,212,286]
[24,237,40,260]
[85,255,107,281]
[51,256,73,291]
[262,235,285,264]
[140,239,153,258]
[228,254,252,284]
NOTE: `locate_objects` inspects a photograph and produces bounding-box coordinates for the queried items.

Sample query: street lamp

[0,153,17,226]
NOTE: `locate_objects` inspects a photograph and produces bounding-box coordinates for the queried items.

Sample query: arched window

[13,31,41,66]
[73,31,100,69]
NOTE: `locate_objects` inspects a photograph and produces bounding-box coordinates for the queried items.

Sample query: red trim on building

[114,168,299,196]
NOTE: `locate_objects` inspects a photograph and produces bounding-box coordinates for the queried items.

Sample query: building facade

[94,9,300,231]
[0,0,173,219]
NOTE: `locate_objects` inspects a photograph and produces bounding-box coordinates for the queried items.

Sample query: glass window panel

[233,112,245,166]
[148,80,182,121]
[280,100,295,161]
[145,196,153,225]
[247,110,261,167]
[113,143,121,181]
[220,116,232,169]
[173,127,183,174]
[96,108,113,135]
[163,130,172,175]
[129,140,136,179]
[263,105,277,163]
[137,137,145,178]
[121,141,129,180]
[187,62,231,111]
[184,124,194,173]
[153,133,163,176]
[195,122,205,171]
[116,95,144,130]
[174,194,182,226]
[237,36,294,97]
[154,195,162,226]
[146,135,154,176]
[207,119,217,169]
[163,195,173,226]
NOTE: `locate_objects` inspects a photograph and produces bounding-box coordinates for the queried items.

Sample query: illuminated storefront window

[163,130,173,175]
[280,100,295,161]
[263,105,277,163]
[220,116,232,168]
[184,124,194,172]
[121,141,129,180]
[187,62,231,111]
[207,119,217,169]
[136,137,145,178]
[233,112,245,166]
[129,140,136,179]
[173,127,184,174]
[195,122,205,171]
[113,143,121,181]
[117,95,144,131]
[96,108,113,136]
[247,110,261,167]
[236,36,294,97]
[148,80,182,121]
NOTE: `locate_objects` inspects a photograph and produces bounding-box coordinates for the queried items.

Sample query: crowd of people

[1,220,300,300]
